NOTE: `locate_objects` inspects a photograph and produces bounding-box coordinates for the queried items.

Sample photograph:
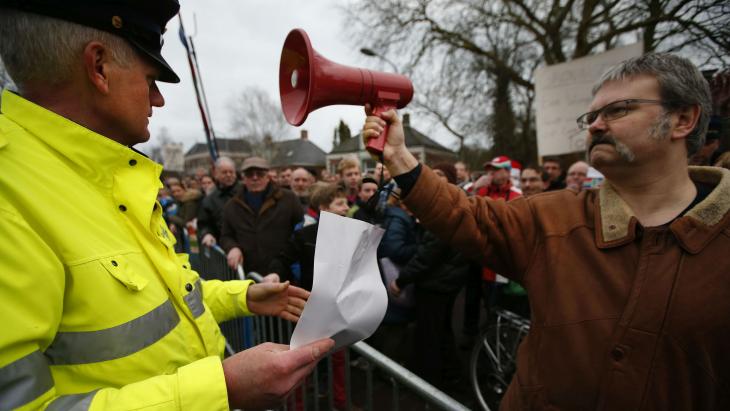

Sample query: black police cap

[0,0,181,83]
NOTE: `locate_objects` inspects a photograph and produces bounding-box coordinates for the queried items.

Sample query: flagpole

[178,13,219,162]
[188,14,216,144]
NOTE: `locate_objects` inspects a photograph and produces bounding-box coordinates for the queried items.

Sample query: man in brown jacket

[363,53,730,409]
[221,157,302,273]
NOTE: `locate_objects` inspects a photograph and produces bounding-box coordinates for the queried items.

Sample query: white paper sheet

[290,211,387,351]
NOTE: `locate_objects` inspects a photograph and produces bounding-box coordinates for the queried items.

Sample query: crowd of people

[157,99,728,397]
[152,58,730,399]
[158,52,730,405]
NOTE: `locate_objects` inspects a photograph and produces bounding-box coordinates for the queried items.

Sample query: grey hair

[592,53,711,157]
[0,8,134,91]
[215,156,236,169]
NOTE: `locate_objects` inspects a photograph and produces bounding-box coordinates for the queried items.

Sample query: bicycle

[469,308,531,411]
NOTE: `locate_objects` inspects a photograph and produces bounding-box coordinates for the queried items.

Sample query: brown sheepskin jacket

[404,165,730,410]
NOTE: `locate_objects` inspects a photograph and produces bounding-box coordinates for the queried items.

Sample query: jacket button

[611,346,625,361]
[129,159,137,166]
[111,260,118,267]
[119,204,127,212]
[185,283,193,292]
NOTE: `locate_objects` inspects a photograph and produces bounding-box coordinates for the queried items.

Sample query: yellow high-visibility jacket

[0,90,253,410]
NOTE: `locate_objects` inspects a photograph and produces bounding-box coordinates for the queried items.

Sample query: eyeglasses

[576,99,668,130]
[243,169,267,178]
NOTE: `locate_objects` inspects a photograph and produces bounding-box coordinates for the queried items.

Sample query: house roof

[270,138,327,168]
[330,134,360,154]
[330,124,452,154]
[185,137,252,156]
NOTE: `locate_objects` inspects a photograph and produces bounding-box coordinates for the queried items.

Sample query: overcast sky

[140,0,452,156]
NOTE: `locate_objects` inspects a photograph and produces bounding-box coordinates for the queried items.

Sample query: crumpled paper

[290,211,387,351]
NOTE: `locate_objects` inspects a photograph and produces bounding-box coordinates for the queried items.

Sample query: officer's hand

[247,281,309,322]
[223,338,334,410]
[227,247,243,270]
[362,105,418,176]
[201,234,217,247]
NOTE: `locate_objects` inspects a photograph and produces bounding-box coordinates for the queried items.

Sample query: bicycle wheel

[470,319,525,411]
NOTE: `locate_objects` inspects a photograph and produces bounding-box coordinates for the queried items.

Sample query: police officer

[0,1,333,409]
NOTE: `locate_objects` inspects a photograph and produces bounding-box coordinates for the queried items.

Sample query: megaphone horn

[279,28,414,155]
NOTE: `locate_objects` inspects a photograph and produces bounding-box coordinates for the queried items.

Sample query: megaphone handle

[366,103,397,155]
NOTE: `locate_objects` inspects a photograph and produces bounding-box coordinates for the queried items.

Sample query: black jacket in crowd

[395,229,470,294]
[352,199,380,225]
[267,223,318,291]
[197,181,239,241]
[546,174,566,191]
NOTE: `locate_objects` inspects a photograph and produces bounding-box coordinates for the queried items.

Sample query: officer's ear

[82,41,113,95]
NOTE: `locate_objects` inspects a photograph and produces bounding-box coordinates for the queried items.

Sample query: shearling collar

[595,166,730,251]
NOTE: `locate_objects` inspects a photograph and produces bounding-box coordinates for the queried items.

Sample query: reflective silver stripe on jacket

[0,350,53,409]
[47,391,97,411]
[45,299,180,365]
[183,279,205,318]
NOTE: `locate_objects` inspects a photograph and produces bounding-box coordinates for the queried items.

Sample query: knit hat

[484,155,512,170]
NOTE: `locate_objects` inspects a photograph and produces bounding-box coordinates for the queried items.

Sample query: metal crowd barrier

[198,245,470,411]
[198,245,254,354]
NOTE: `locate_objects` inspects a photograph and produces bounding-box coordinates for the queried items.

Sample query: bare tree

[343,0,730,163]
[227,86,292,145]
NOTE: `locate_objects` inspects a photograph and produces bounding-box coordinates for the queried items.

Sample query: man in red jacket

[476,156,522,201]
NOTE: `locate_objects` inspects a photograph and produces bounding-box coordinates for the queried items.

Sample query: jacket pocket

[101,254,149,291]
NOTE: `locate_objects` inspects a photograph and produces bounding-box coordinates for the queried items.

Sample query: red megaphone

[279,28,414,155]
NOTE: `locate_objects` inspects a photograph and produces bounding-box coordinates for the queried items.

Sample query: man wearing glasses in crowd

[363,53,730,409]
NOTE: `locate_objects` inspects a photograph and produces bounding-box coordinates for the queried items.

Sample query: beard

[648,112,672,141]
[585,132,636,164]
[585,113,672,165]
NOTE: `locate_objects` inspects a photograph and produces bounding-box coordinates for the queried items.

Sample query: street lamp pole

[359,47,399,72]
